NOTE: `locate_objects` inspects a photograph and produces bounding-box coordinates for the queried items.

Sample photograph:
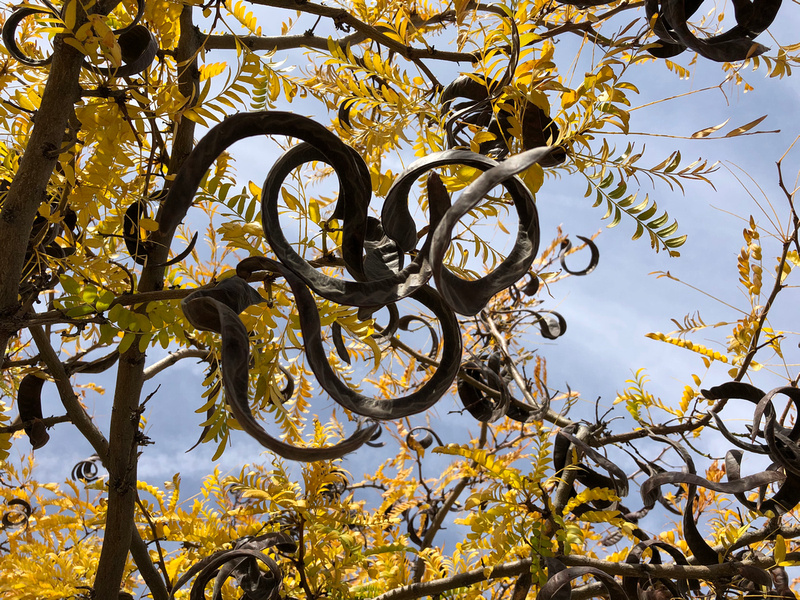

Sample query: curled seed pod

[440,72,564,163]
[169,532,296,600]
[162,109,592,462]
[1,498,32,532]
[753,387,800,477]
[725,449,800,516]
[406,426,444,450]
[109,0,145,35]
[559,236,599,276]
[368,303,400,343]
[92,25,159,77]
[457,359,510,422]
[239,257,462,421]
[520,273,540,296]
[645,0,777,61]
[365,426,385,448]
[181,274,380,461]
[600,530,624,546]
[566,431,629,497]
[641,437,783,565]
[2,5,58,67]
[71,454,102,483]
[397,314,439,360]
[123,198,155,264]
[533,310,567,340]
[521,103,566,166]
[277,365,295,402]
[337,98,358,129]
[124,191,198,267]
[406,506,435,545]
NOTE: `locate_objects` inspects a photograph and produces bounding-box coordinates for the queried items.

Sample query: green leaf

[118,332,136,355]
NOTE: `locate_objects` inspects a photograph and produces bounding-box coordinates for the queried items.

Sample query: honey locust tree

[1,0,800,598]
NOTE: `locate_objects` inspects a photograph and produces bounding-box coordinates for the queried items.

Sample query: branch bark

[368,554,783,600]
[0,32,86,364]
[28,324,168,600]
[143,348,210,381]
[203,31,476,64]
[93,3,201,595]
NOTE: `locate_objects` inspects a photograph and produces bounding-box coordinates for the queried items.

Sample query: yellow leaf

[64,0,77,30]
[776,534,786,564]
[724,115,768,137]
[308,199,321,224]
[200,62,227,81]
[561,90,579,109]
[690,119,729,138]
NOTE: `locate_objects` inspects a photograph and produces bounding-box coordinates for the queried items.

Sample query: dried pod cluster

[156,111,593,461]
[537,382,800,600]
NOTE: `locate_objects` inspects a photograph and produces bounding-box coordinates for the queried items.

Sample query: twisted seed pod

[168,532,296,600]
[559,236,599,276]
[406,426,444,450]
[645,0,778,61]
[2,5,58,67]
[1,498,32,532]
[181,274,380,461]
[163,111,588,460]
[71,454,102,482]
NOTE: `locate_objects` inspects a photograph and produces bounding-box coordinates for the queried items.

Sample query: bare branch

[28,325,109,460]
[204,32,476,65]
[143,348,210,381]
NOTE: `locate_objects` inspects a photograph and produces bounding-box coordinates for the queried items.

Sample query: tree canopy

[0,0,800,599]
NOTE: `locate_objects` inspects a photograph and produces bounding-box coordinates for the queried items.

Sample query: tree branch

[589,416,709,447]
[143,348,210,381]
[29,325,109,459]
[411,423,487,583]
[242,0,476,82]
[0,413,71,435]
[0,36,86,364]
[203,31,476,65]
[368,554,783,600]
[28,325,168,600]
[93,4,201,595]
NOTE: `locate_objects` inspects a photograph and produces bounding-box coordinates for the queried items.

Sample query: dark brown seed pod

[1,498,32,532]
[406,426,444,450]
[17,373,50,450]
[330,321,352,364]
[559,236,599,276]
[645,0,779,61]
[181,274,380,461]
[123,198,154,265]
[71,454,102,482]
[91,25,159,77]
[124,191,197,266]
[365,426,385,448]
[168,532,295,600]
[2,5,57,67]
[532,310,567,340]
[457,359,511,422]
